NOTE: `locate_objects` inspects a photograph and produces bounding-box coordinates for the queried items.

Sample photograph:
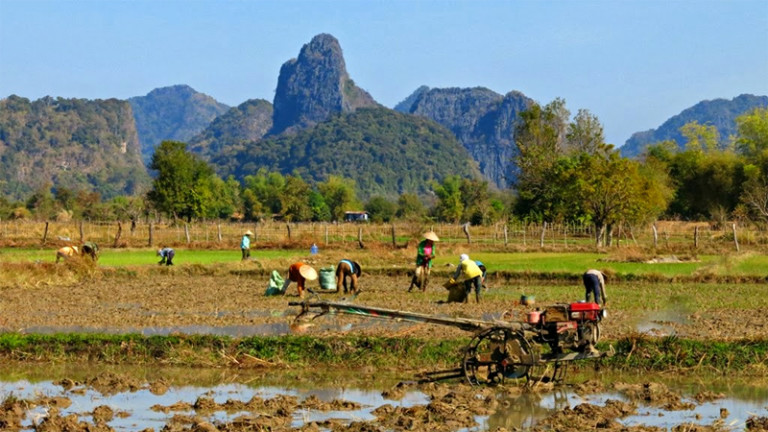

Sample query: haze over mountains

[0,33,765,201]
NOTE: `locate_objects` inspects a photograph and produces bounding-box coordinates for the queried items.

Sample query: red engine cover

[570,302,601,312]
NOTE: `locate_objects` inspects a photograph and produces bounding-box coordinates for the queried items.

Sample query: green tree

[680,121,721,153]
[567,109,606,154]
[433,176,464,223]
[318,175,359,221]
[280,175,312,221]
[396,193,425,220]
[365,196,397,222]
[736,107,768,158]
[147,141,216,222]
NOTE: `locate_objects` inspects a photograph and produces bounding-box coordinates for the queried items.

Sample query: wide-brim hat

[299,265,318,281]
[423,231,440,242]
[244,230,253,236]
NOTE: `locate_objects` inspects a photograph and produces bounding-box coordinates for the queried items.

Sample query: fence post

[79,220,84,242]
[286,223,292,241]
[732,223,740,252]
[391,224,396,248]
[358,226,365,249]
[114,221,123,248]
[325,224,329,245]
[503,224,508,248]
[217,223,222,243]
[42,221,49,245]
[652,223,658,249]
[184,223,191,244]
[540,222,546,248]
[694,226,699,249]
[463,222,471,244]
[148,221,154,247]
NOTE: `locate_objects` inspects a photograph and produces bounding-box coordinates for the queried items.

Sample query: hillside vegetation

[0,95,150,200]
[209,107,482,199]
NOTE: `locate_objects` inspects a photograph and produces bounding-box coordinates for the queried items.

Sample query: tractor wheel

[463,327,535,386]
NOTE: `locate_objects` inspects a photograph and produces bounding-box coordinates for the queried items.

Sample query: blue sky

[0,0,766,147]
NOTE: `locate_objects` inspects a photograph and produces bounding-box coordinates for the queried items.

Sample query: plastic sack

[319,266,337,290]
[265,270,285,296]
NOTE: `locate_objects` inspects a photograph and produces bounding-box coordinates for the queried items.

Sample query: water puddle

[0,366,765,431]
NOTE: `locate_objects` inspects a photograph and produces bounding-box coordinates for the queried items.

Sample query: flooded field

[1,267,767,430]
[1,365,767,431]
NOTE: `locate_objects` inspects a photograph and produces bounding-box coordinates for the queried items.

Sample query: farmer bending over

[583,269,607,306]
[450,254,484,303]
[408,231,439,292]
[281,262,317,298]
[157,247,175,266]
[336,259,362,294]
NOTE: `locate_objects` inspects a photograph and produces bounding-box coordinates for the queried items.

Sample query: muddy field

[1,265,768,431]
[0,271,766,342]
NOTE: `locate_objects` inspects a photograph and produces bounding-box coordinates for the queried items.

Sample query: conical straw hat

[423,231,440,241]
[299,265,318,281]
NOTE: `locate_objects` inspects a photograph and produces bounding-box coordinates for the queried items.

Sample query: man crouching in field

[336,259,362,294]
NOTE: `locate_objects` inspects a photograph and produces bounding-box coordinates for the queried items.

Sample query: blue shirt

[241,235,251,249]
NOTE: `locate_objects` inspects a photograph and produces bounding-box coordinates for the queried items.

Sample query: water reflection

[0,367,766,431]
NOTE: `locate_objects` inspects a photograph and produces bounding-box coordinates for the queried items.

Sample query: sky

[0,0,766,147]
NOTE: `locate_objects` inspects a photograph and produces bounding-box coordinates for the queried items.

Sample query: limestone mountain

[129,85,230,165]
[209,107,481,199]
[395,87,534,188]
[270,33,379,135]
[0,95,150,200]
[621,94,768,158]
[189,99,273,158]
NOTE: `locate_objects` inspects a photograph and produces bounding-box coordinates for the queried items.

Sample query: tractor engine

[531,302,602,354]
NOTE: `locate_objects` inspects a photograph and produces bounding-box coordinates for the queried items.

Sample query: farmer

[450,254,484,303]
[157,247,175,266]
[82,241,99,261]
[336,259,362,294]
[55,246,79,263]
[281,262,317,298]
[475,260,487,289]
[583,269,607,306]
[241,230,253,260]
[408,231,439,292]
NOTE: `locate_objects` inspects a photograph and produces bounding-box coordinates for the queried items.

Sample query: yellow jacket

[454,258,483,280]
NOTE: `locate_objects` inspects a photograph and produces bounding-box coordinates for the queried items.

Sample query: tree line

[1,102,766,247]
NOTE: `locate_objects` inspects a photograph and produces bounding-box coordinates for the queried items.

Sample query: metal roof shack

[344,211,369,222]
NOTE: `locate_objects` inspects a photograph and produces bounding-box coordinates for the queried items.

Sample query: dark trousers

[242,248,250,260]
[464,276,482,303]
[160,250,174,266]
[583,273,601,304]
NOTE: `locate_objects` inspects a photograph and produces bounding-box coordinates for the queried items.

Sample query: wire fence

[0,218,762,253]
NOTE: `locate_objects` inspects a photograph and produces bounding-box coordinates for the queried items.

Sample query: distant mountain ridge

[621,94,768,157]
[129,85,230,165]
[208,107,482,199]
[0,95,150,200]
[395,87,533,188]
[270,33,379,135]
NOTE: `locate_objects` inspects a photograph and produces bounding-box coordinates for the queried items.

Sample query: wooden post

[114,221,123,248]
[462,222,471,244]
[325,224,329,245]
[184,223,191,244]
[652,223,658,249]
[217,223,222,243]
[148,221,154,247]
[286,223,292,241]
[563,224,568,249]
[732,223,740,252]
[42,221,49,245]
[358,226,365,249]
[694,226,699,249]
[540,222,546,248]
[79,220,84,242]
[503,224,508,248]
[391,224,396,248]
[523,223,527,246]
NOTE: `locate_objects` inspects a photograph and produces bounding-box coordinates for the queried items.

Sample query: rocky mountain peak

[270,33,378,135]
